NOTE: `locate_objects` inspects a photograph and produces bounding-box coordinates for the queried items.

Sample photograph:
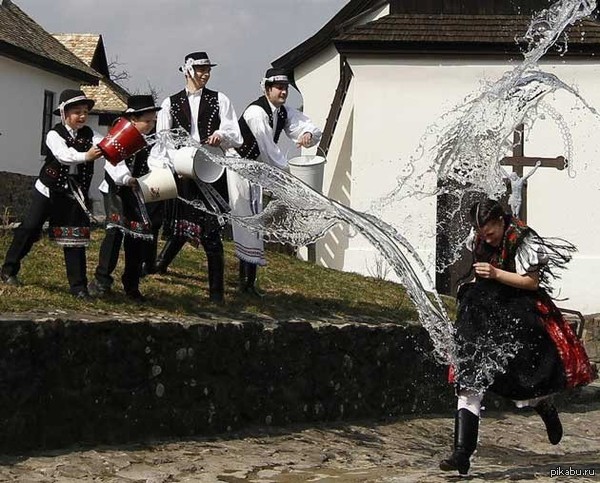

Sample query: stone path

[1,396,598,482]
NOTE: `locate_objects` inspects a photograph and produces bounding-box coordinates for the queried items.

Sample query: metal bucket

[98,117,147,166]
[172,146,225,183]
[137,168,178,203]
[288,155,326,192]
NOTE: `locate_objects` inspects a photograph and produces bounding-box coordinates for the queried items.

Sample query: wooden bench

[558,307,586,339]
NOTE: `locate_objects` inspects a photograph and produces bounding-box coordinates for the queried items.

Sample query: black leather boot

[244,262,265,298]
[206,249,225,303]
[534,400,563,445]
[155,237,185,274]
[439,408,479,476]
[238,260,248,291]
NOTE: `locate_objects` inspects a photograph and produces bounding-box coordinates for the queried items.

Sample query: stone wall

[0,171,36,223]
[0,317,453,453]
[583,314,600,365]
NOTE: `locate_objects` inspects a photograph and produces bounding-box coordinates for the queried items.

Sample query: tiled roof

[54,33,129,114]
[0,0,99,83]
[272,0,378,69]
[80,78,128,114]
[334,14,600,51]
[53,33,101,66]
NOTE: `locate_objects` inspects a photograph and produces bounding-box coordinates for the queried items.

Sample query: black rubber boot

[439,408,479,476]
[155,237,185,274]
[206,249,225,303]
[534,400,563,445]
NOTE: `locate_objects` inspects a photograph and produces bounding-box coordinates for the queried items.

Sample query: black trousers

[143,200,163,270]
[95,194,157,292]
[2,189,87,293]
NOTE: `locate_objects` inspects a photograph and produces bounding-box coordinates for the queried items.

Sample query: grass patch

[0,228,451,324]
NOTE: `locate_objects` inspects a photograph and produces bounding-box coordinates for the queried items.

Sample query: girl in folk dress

[440,198,594,476]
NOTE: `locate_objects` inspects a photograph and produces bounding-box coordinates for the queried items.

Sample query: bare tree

[108,56,130,82]
[145,81,161,103]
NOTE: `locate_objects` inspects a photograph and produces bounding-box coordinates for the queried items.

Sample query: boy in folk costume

[89,95,161,302]
[0,90,103,298]
[229,68,322,296]
[148,51,242,302]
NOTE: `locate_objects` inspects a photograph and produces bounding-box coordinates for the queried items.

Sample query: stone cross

[500,124,567,222]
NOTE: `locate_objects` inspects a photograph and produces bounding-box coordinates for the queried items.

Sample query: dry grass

[0,229,439,324]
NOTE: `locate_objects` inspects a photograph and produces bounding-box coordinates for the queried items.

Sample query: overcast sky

[16,0,348,110]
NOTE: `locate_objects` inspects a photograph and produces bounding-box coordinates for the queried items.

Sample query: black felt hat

[53,89,95,115]
[123,95,161,115]
[179,51,217,72]
[263,68,290,84]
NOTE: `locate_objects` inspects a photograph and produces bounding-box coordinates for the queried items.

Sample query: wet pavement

[1,388,598,483]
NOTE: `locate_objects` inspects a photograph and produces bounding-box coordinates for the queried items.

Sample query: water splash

[153,130,455,365]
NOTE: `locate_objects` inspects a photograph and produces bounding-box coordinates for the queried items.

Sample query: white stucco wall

[294,51,600,312]
[0,56,107,205]
[517,59,600,313]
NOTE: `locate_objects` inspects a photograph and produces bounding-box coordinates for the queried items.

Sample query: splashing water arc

[149,0,598,393]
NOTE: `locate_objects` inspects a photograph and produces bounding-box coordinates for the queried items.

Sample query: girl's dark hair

[469,198,506,229]
[456,198,507,291]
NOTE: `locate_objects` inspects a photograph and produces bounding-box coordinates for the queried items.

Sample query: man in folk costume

[90,95,161,302]
[230,68,322,296]
[149,51,242,302]
[0,90,103,298]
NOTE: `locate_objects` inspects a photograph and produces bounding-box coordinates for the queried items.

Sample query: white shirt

[242,100,322,170]
[148,88,242,170]
[37,125,103,198]
[98,159,135,194]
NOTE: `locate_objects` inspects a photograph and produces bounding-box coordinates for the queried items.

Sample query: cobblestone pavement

[1,397,598,483]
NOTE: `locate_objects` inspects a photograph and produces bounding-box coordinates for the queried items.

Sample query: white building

[273,0,600,313]
[0,0,99,175]
[0,0,129,209]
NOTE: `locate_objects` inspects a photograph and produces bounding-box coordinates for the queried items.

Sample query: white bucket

[137,168,178,203]
[288,155,327,192]
[172,146,225,183]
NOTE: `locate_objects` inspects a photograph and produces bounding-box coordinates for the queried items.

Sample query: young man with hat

[148,51,242,302]
[89,95,161,302]
[229,68,322,296]
[0,89,104,298]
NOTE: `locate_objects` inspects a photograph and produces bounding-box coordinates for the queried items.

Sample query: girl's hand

[473,262,497,279]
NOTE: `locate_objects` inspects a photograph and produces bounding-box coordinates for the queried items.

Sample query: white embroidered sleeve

[284,106,322,147]
[46,130,88,164]
[515,233,550,275]
[148,97,175,170]
[214,92,243,149]
[105,159,133,186]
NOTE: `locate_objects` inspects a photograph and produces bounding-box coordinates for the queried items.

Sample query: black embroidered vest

[236,96,287,160]
[40,123,94,193]
[169,88,221,140]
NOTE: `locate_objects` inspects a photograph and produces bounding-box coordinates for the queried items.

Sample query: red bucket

[98,117,147,166]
